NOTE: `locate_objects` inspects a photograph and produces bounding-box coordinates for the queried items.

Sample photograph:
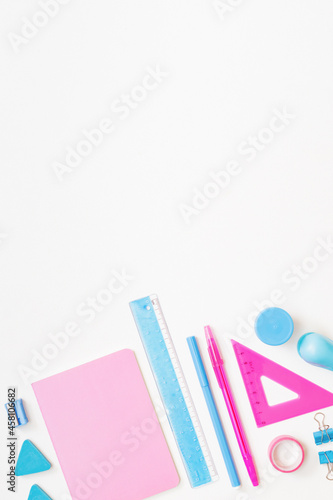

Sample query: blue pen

[187,336,241,487]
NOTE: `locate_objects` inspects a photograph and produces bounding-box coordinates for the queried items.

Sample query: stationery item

[15,441,51,476]
[313,412,333,445]
[298,332,333,371]
[187,336,240,487]
[268,436,304,473]
[130,295,218,488]
[5,398,28,427]
[319,451,333,464]
[319,452,333,480]
[255,308,294,346]
[32,350,179,500]
[28,485,53,500]
[205,327,259,487]
[232,340,333,427]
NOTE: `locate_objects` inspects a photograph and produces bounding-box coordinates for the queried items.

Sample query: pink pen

[205,326,259,487]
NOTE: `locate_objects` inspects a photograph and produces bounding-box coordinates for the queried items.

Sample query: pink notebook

[32,349,179,500]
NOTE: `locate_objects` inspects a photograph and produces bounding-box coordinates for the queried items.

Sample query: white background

[1,1,333,499]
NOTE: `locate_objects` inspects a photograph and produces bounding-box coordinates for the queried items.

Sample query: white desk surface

[1,2,333,499]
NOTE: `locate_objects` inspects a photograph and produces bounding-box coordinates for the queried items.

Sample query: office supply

[268,436,304,473]
[5,398,28,427]
[15,440,51,476]
[313,412,333,445]
[32,349,179,500]
[319,451,333,464]
[232,340,333,427]
[298,332,333,371]
[319,452,333,480]
[255,308,294,346]
[205,327,259,487]
[187,336,240,487]
[130,295,218,488]
[28,485,53,500]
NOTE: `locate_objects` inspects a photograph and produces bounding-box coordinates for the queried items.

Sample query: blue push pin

[255,307,294,346]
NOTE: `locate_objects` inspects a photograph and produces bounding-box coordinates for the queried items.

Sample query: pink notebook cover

[32,349,179,500]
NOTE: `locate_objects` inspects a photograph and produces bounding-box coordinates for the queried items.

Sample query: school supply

[32,350,179,500]
[205,327,259,486]
[28,485,53,500]
[298,332,333,371]
[232,340,333,427]
[130,295,218,488]
[5,398,28,427]
[187,336,240,487]
[255,308,294,346]
[15,441,51,476]
[268,436,304,473]
[313,413,333,445]
[319,450,333,463]
[319,452,333,480]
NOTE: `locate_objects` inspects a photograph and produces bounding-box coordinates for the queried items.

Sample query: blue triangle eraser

[15,440,51,476]
[28,485,52,500]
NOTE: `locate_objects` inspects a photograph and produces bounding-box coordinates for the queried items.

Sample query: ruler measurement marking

[131,295,218,486]
[234,344,266,426]
[153,296,218,481]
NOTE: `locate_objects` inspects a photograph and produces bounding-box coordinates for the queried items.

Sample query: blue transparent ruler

[130,294,218,488]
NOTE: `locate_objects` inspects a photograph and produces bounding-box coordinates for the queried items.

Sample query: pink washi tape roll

[268,436,304,473]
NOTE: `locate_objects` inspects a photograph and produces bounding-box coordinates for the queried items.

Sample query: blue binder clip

[319,451,333,464]
[313,412,333,445]
[319,451,333,481]
[5,398,29,427]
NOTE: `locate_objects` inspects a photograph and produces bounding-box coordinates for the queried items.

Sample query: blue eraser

[16,440,51,476]
[255,308,294,346]
[5,398,28,427]
[28,485,53,500]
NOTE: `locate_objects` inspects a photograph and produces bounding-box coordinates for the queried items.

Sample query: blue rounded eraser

[297,332,333,371]
[255,307,294,346]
